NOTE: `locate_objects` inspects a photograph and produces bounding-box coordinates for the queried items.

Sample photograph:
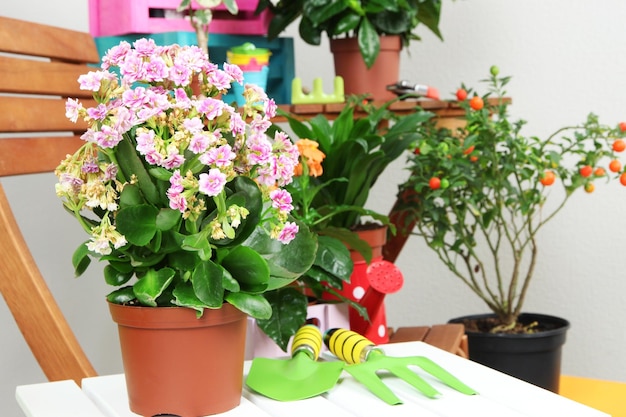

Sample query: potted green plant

[256,0,444,100]
[393,66,626,391]
[55,39,316,416]
[257,97,433,345]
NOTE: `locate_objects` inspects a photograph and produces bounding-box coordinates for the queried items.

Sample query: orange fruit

[579,165,593,177]
[620,173,626,186]
[540,170,556,186]
[470,155,478,162]
[594,167,606,177]
[469,96,484,111]
[456,88,468,101]
[429,177,441,190]
[619,122,626,132]
[609,159,622,173]
[463,145,475,155]
[584,183,595,193]
[613,139,626,152]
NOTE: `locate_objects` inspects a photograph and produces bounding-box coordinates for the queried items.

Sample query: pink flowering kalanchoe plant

[55,39,316,320]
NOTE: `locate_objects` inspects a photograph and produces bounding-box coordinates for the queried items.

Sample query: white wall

[2,0,626,414]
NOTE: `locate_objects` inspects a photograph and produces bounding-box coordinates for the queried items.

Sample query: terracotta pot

[331,35,401,101]
[109,302,247,417]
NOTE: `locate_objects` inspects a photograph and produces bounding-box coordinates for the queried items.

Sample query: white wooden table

[16,341,608,417]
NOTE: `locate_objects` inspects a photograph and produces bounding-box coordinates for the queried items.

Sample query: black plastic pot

[449,313,570,392]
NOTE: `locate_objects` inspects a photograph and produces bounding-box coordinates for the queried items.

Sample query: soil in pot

[450,313,570,392]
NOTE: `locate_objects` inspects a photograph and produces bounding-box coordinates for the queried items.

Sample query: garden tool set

[246,325,476,405]
[325,328,477,405]
[245,324,344,401]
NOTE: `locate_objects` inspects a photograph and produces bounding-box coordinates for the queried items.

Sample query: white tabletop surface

[16,341,609,417]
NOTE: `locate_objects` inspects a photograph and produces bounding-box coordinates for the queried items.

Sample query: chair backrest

[0,16,99,384]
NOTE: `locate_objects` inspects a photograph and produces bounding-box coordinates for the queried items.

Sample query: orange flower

[294,139,325,177]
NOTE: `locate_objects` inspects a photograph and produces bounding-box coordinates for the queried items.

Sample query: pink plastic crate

[89,0,272,37]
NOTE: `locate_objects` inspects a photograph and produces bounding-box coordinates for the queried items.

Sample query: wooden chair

[0,16,99,384]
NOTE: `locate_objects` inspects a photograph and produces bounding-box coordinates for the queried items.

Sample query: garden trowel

[324,328,477,405]
[246,324,344,401]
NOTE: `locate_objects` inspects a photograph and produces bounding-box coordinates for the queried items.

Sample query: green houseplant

[258,0,443,68]
[255,97,433,348]
[257,0,445,100]
[55,39,316,415]
[394,66,626,390]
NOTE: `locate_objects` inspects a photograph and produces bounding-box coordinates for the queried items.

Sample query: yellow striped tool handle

[324,328,383,364]
[291,324,323,360]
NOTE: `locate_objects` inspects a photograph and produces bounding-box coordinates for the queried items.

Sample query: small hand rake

[324,328,477,405]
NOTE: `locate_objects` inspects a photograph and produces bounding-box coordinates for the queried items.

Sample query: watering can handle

[324,328,384,364]
[291,324,323,360]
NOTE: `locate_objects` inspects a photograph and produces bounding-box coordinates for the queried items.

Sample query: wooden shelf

[273,97,511,123]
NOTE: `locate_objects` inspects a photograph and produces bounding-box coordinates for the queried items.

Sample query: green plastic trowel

[246,324,344,401]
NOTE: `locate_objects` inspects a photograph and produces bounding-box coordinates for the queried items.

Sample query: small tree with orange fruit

[397,67,626,330]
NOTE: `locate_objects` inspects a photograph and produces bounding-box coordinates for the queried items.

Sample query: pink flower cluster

[60,38,302,252]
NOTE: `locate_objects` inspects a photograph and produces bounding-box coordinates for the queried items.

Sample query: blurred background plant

[257,97,433,349]
[177,0,239,58]
[257,0,444,68]
[395,67,626,330]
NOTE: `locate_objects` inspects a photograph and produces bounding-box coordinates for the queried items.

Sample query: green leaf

[304,0,347,26]
[166,249,201,271]
[119,184,144,208]
[104,264,133,286]
[148,167,172,182]
[221,246,270,293]
[172,283,208,314]
[357,17,380,68]
[221,0,239,15]
[156,208,181,231]
[191,261,224,307]
[323,226,373,264]
[226,292,272,320]
[221,267,240,292]
[72,242,92,277]
[243,218,317,290]
[133,268,175,306]
[416,0,443,40]
[314,235,353,280]
[116,204,159,246]
[116,137,160,205]
[255,288,308,351]
[106,286,135,304]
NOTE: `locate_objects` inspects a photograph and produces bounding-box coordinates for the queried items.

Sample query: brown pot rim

[330,35,402,53]
[108,301,245,329]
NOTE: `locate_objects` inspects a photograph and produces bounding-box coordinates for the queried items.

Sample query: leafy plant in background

[56,40,316,322]
[255,98,433,349]
[257,0,444,68]
[397,67,626,331]
[256,138,357,350]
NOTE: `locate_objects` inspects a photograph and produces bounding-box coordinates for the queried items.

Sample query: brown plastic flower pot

[109,302,247,417]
